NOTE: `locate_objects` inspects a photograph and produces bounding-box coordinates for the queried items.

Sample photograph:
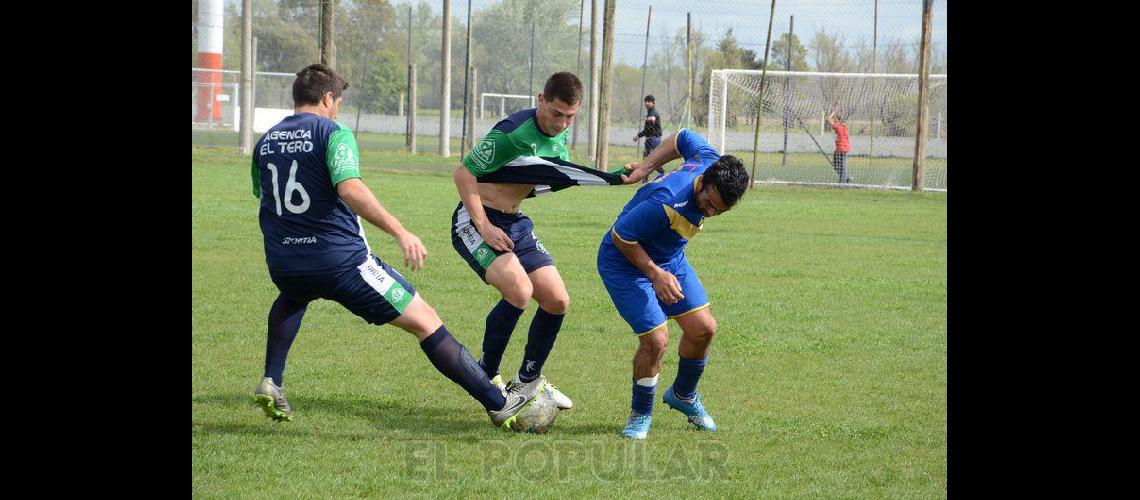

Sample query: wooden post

[686,13,693,126]
[749,0,778,189]
[469,67,478,146]
[587,0,599,161]
[460,0,473,158]
[572,0,585,150]
[782,15,792,167]
[439,0,451,157]
[912,0,934,192]
[870,0,878,163]
[596,0,616,170]
[239,0,252,155]
[406,4,414,150]
[408,64,417,153]
[637,6,652,154]
[320,0,335,69]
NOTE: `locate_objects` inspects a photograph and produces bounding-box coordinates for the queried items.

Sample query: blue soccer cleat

[662,386,716,432]
[622,412,653,440]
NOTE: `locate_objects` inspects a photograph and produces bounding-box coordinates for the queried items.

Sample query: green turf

[193,146,946,497]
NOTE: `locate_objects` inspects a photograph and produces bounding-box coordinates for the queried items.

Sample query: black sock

[420,326,507,411]
[479,299,525,378]
[518,308,565,383]
[263,295,308,386]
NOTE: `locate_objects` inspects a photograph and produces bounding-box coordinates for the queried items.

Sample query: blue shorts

[597,251,710,335]
[451,202,555,283]
[270,255,416,326]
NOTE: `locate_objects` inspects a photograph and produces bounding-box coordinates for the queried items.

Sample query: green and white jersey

[462,108,570,177]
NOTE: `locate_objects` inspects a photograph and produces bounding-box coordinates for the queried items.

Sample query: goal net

[480,93,536,121]
[707,70,947,191]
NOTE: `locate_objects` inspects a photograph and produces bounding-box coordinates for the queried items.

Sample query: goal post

[707,69,947,191]
[479,93,536,121]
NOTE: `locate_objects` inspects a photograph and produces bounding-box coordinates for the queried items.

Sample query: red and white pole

[196,0,224,122]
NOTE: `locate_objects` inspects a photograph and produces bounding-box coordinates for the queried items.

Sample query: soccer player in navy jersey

[600,128,751,439]
[250,64,537,429]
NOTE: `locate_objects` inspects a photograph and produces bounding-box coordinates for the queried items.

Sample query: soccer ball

[509,383,560,434]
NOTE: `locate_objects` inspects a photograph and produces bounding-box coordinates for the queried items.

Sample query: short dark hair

[703,155,749,207]
[292,64,350,107]
[542,72,583,106]
[644,95,655,102]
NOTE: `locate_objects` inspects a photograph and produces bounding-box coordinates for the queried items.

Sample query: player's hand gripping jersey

[251,112,368,276]
[462,108,623,195]
[598,128,722,269]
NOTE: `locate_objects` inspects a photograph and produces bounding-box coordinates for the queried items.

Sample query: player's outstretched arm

[623,131,681,184]
[337,178,427,271]
[452,165,514,251]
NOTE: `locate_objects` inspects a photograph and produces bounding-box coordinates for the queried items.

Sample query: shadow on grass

[194,393,623,438]
[193,392,495,436]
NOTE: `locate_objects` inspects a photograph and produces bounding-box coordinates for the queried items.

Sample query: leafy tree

[810,28,855,72]
[769,32,809,71]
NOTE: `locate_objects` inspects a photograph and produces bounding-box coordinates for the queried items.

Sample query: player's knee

[540,293,569,315]
[692,318,717,346]
[502,284,532,309]
[638,332,669,359]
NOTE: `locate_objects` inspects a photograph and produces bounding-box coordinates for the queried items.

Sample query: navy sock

[672,355,708,401]
[631,379,657,416]
[479,299,525,378]
[517,308,564,382]
[420,326,506,412]
[263,295,308,386]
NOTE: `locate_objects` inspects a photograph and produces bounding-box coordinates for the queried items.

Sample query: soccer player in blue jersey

[250,64,537,429]
[599,128,751,439]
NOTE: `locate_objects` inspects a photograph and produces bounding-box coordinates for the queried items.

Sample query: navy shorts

[451,202,555,283]
[643,136,662,158]
[270,254,416,326]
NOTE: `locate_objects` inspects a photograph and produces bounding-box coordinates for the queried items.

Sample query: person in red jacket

[827,105,852,184]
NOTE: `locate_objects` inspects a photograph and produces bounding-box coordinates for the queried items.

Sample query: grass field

[192,145,946,497]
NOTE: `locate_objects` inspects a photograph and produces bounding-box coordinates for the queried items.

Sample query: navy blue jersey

[251,112,367,276]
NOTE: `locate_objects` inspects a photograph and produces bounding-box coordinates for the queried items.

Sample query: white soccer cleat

[546,383,573,410]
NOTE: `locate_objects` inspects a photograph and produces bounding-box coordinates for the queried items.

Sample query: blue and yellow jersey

[598,129,721,269]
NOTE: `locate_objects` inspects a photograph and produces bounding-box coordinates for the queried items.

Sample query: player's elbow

[453,165,472,182]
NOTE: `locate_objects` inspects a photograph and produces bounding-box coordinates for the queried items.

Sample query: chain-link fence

[193,0,946,185]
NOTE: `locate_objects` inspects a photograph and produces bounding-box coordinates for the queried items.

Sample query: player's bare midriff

[477,182,536,214]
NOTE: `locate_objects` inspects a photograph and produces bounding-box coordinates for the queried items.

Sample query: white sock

[635,374,659,387]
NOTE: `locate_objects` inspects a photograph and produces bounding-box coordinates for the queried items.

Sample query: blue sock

[420,326,506,412]
[518,308,564,382]
[479,299,525,378]
[263,295,308,386]
[672,355,708,401]
[631,378,657,416]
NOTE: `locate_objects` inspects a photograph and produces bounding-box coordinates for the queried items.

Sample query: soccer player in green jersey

[450,73,591,407]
